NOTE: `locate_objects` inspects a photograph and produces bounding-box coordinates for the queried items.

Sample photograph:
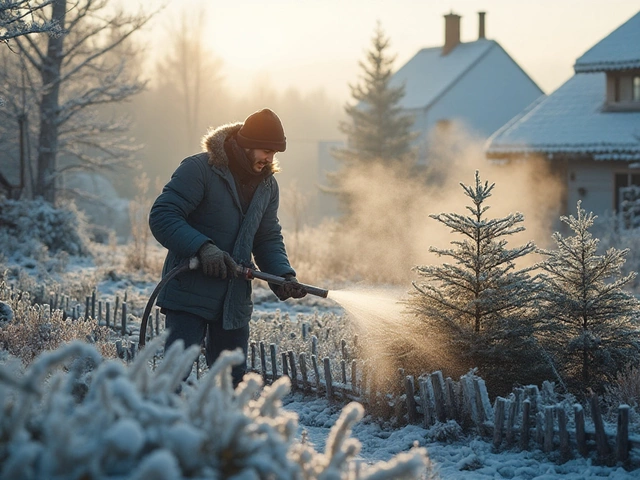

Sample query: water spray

[138,257,328,348]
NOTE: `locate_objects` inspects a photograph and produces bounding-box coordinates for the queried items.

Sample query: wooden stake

[259,342,267,380]
[520,399,530,450]
[493,397,506,449]
[299,352,309,390]
[323,357,333,399]
[404,376,418,424]
[270,343,278,380]
[288,350,298,389]
[590,395,610,460]
[543,406,554,453]
[616,404,629,463]
[574,404,587,457]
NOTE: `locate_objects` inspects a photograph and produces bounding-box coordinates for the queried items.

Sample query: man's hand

[273,274,307,301]
[198,242,238,279]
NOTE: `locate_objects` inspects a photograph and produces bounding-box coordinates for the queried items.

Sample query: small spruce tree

[538,202,640,395]
[319,22,422,281]
[334,21,416,167]
[408,171,550,394]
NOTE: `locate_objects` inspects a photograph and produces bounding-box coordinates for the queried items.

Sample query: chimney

[478,11,486,39]
[442,12,461,55]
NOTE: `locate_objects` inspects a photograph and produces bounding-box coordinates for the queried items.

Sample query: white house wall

[566,160,630,218]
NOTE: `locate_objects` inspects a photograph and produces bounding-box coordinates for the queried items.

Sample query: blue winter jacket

[149,123,295,329]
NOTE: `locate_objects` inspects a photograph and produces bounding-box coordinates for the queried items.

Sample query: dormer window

[606,70,640,110]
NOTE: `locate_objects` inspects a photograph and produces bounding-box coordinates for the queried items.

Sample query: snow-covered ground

[285,392,638,479]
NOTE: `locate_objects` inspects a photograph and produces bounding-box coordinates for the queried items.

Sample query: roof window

[606,71,640,111]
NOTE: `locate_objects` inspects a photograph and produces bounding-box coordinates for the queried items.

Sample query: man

[149,108,306,386]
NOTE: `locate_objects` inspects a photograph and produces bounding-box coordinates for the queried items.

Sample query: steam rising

[311,122,565,381]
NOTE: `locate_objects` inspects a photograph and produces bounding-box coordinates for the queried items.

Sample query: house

[485,10,640,220]
[314,11,544,223]
[389,11,544,158]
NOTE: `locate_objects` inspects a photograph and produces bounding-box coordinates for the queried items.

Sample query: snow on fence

[246,338,640,467]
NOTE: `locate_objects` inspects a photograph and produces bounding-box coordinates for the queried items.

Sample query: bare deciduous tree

[3,0,158,203]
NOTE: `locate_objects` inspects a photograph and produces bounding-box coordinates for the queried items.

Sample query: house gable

[390,40,496,111]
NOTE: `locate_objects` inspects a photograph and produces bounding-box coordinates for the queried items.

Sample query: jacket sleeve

[252,179,296,278]
[149,156,211,258]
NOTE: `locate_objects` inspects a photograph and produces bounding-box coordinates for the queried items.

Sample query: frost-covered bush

[425,420,464,443]
[250,311,355,357]
[592,211,640,293]
[0,301,13,325]
[0,197,91,261]
[0,337,429,479]
[606,366,640,409]
[250,310,359,382]
[0,283,116,364]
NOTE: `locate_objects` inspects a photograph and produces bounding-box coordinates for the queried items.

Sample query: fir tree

[334,21,416,167]
[326,22,418,222]
[538,202,640,395]
[408,171,550,395]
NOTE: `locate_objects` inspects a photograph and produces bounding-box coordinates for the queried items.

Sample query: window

[607,72,640,108]
[615,172,640,214]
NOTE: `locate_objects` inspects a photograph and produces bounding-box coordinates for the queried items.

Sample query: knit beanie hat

[237,108,287,152]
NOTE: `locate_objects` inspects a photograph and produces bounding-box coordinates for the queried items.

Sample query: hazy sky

[140,0,639,102]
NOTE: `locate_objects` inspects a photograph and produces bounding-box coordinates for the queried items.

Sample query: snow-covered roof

[574,10,640,73]
[485,72,640,160]
[391,39,496,110]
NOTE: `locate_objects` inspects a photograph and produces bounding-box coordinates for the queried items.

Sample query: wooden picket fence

[36,287,162,360]
[40,288,147,337]
[248,339,640,468]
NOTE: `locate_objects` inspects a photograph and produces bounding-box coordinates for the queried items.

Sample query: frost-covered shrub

[592,212,640,293]
[425,420,463,443]
[606,366,640,409]
[0,197,91,261]
[0,285,116,364]
[0,267,99,322]
[250,310,358,382]
[0,301,14,325]
[0,337,429,479]
[251,311,355,356]
[603,367,640,436]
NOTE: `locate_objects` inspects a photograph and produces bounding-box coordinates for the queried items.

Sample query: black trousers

[164,309,249,386]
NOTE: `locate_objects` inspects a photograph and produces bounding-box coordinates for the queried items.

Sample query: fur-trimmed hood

[201,122,279,173]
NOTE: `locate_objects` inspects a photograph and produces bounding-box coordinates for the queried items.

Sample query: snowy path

[283,393,639,479]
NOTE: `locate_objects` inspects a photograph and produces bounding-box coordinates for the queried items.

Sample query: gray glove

[272,274,307,301]
[198,242,238,279]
